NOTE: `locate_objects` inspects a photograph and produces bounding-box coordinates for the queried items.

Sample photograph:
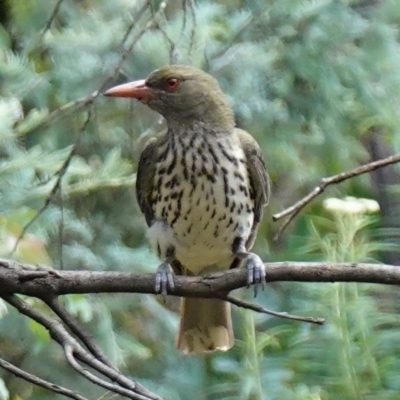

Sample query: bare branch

[45,298,162,399]
[0,357,89,400]
[1,259,400,300]
[24,0,66,54]
[272,153,400,237]
[225,295,325,325]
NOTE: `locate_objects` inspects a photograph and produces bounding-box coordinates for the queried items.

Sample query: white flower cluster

[323,196,380,214]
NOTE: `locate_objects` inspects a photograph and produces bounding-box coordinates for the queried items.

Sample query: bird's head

[104,65,235,128]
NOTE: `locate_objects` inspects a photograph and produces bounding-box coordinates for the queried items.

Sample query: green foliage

[1,0,400,399]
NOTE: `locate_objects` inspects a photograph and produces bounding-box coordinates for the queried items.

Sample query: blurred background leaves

[1,0,400,399]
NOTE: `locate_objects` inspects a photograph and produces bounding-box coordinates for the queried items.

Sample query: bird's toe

[243,253,266,295]
[155,262,175,296]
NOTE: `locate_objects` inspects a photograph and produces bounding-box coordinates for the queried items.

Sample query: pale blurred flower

[323,196,380,214]
[0,97,23,123]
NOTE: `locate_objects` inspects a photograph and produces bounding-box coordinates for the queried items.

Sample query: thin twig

[187,0,197,58]
[176,0,188,55]
[24,0,66,53]
[40,0,65,39]
[0,356,89,400]
[16,92,97,137]
[44,296,115,369]
[272,153,400,238]
[209,13,253,61]
[9,110,92,256]
[97,0,153,93]
[225,295,324,325]
[64,345,152,400]
[149,1,176,63]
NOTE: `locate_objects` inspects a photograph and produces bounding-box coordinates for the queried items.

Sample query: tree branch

[272,153,400,237]
[1,259,399,300]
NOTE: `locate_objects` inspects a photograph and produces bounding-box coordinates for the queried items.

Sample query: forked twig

[273,153,400,238]
[44,296,115,369]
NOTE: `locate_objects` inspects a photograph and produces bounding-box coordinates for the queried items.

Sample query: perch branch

[1,259,400,298]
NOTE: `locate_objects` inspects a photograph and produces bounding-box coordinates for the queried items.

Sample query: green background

[1,0,400,399]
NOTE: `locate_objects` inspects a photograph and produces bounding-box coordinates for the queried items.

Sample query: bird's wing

[136,133,166,226]
[136,132,184,275]
[236,128,270,250]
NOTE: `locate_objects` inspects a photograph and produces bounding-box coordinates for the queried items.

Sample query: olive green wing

[136,134,165,226]
[236,128,270,250]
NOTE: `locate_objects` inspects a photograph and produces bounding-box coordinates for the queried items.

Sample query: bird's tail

[176,298,233,354]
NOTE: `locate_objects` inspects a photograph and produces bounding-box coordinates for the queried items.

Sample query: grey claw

[155,262,175,296]
[243,253,266,296]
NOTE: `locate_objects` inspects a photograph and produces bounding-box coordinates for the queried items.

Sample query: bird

[104,65,269,354]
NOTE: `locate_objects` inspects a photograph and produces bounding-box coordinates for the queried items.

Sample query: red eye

[166,78,179,90]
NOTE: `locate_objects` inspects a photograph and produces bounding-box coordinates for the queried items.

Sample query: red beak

[103,79,154,102]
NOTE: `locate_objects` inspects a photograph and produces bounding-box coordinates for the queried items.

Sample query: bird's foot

[155,262,175,296]
[243,253,266,296]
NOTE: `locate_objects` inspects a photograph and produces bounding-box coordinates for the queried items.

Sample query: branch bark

[1,259,399,299]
